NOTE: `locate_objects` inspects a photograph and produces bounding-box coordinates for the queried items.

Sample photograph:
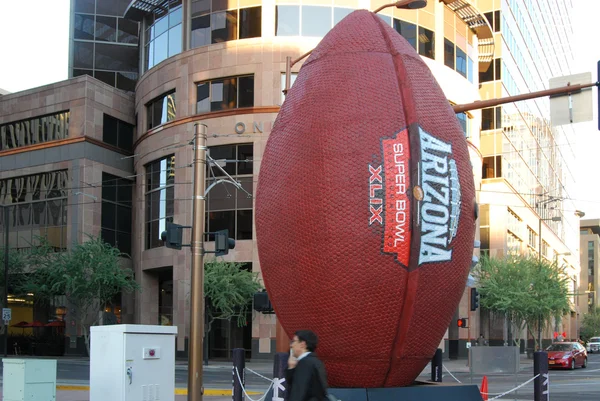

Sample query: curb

[55,385,261,396]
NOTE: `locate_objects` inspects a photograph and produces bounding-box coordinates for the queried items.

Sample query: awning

[440,0,495,73]
[124,0,169,21]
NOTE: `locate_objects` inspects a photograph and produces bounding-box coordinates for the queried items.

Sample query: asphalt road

[1,353,599,400]
[442,352,600,401]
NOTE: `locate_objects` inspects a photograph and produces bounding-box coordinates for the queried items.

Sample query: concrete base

[329,382,483,401]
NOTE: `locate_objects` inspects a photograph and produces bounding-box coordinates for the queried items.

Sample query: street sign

[549,72,593,126]
[2,308,11,322]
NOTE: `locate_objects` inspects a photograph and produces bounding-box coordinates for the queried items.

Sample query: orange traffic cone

[480,375,488,401]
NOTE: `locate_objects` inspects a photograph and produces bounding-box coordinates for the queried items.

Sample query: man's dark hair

[295,330,318,352]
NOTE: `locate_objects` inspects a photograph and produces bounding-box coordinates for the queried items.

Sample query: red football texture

[256,10,476,388]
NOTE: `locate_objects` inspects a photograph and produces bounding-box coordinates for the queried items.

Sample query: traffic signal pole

[453,81,598,113]
[189,123,208,401]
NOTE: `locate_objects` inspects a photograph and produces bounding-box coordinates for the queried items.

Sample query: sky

[0,0,599,218]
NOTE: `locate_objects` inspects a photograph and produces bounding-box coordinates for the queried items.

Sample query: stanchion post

[273,352,288,401]
[533,351,549,401]
[431,348,442,382]
[232,348,245,401]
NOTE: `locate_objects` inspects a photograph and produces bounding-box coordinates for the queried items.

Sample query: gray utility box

[2,359,57,401]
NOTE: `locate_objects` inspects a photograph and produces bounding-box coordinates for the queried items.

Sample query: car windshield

[546,344,573,351]
[590,337,600,343]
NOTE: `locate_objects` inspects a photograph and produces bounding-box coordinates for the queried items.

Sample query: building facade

[580,219,600,314]
[3,0,510,359]
[69,0,140,91]
[476,0,581,343]
[0,75,136,353]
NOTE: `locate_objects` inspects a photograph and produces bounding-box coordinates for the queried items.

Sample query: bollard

[233,348,246,401]
[272,352,289,401]
[533,351,549,401]
[430,348,443,382]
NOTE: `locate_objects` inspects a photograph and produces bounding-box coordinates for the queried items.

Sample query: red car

[546,342,588,369]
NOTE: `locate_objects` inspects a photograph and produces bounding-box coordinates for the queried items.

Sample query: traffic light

[214,229,235,256]
[457,318,468,328]
[470,287,480,311]
[161,223,183,250]
[253,290,274,313]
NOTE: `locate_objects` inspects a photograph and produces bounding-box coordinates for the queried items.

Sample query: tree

[23,236,139,355]
[580,307,600,342]
[203,258,263,334]
[474,254,571,350]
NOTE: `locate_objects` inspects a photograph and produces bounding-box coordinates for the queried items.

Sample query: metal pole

[3,206,8,357]
[453,81,597,113]
[533,351,549,401]
[538,218,542,351]
[188,123,208,401]
[430,348,442,382]
[232,348,245,401]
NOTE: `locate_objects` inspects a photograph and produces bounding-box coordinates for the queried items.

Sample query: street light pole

[537,215,562,349]
[188,123,208,401]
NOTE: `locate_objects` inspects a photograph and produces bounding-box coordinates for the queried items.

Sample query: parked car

[546,342,587,369]
[586,337,600,353]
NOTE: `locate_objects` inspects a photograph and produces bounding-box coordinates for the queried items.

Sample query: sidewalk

[0,354,535,400]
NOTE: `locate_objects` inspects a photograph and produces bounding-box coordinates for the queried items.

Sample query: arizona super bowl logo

[369,126,462,269]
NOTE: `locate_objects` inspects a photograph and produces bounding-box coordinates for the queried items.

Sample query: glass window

[211,10,237,43]
[74,0,95,14]
[168,23,182,57]
[482,108,494,130]
[97,0,128,16]
[145,156,175,249]
[239,7,261,39]
[192,0,210,17]
[103,114,134,152]
[94,70,116,86]
[147,91,176,129]
[102,173,133,255]
[94,43,139,72]
[302,6,332,37]
[495,58,502,80]
[116,72,138,92]
[480,63,494,83]
[196,82,210,113]
[494,10,501,32]
[238,76,254,108]
[196,75,254,114]
[74,13,95,40]
[0,111,70,151]
[276,6,300,36]
[467,57,474,83]
[191,15,211,48]
[456,47,467,78]
[211,77,237,110]
[73,41,94,69]
[334,8,353,26]
[145,3,184,70]
[418,27,434,59]
[95,16,117,42]
[118,19,139,44]
[394,19,417,50]
[73,69,93,78]
[0,170,68,250]
[456,112,467,137]
[206,144,254,240]
[153,32,169,65]
[444,39,455,69]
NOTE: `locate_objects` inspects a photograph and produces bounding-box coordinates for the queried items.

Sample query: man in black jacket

[286,330,328,401]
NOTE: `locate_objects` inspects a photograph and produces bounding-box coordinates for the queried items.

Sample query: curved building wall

[132,0,483,358]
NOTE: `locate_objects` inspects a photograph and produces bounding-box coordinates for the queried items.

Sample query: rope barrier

[246,367,274,382]
[442,364,462,383]
[234,366,275,401]
[482,373,540,401]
